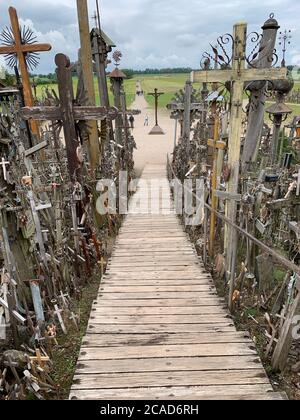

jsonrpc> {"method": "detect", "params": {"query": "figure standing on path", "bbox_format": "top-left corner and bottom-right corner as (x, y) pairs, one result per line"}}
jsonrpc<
(144, 114), (149, 126)
(129, 115), (135, 129)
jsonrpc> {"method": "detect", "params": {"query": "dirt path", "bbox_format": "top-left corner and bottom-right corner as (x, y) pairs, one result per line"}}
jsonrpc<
(130, 95), (175, 176)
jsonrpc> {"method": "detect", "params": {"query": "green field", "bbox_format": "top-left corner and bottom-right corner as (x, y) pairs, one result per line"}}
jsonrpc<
(35, 72), (300, 120)
(35, 73), (192, 109)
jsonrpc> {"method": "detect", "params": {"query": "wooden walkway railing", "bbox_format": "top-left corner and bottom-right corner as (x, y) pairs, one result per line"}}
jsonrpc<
(70, 164), (286, 400)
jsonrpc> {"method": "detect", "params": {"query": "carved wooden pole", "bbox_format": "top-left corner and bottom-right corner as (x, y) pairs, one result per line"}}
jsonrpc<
(183, 81), (192, 161)
(242, 15), (280, 166)
(76, 0), (100, 170)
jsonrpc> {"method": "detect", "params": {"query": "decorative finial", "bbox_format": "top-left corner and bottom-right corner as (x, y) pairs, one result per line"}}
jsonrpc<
(279, 29), (292, 67)
(112, 50), (122, 67)
(269, 13), (275, 19)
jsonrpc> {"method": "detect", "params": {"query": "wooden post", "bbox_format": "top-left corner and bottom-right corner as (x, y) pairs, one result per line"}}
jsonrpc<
(76, 0), (100, 170)
(208, 116), (221, 256)
(224, 22), (247, 274)
(272, 285), (300, 371)
(183, 81), (192, 160)
(242, 15), (280, 165)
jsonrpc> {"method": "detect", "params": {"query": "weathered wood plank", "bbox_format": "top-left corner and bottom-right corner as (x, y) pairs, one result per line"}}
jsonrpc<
(72, 369), (269, 389)
(78, 343), (256, 360)
(86, 324), (236, 334)
(98, 292), (218, 299)
(92, 306), (226, 315)
(89, 314), (231, 324)
(92, 298), (223, 307)
(82, 332), (251, 347)
(70, 386), (283, 400)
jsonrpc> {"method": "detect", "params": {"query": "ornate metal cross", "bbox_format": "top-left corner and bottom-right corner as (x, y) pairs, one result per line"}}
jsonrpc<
(0, 7), (52, 137)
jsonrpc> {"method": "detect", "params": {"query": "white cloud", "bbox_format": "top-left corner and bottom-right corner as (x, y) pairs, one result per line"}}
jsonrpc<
(0, 0), (299, 72)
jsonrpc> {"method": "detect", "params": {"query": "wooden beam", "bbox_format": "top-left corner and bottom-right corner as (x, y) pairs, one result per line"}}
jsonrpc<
(76, 0), (100, 170)
(191, 67), (287, 84)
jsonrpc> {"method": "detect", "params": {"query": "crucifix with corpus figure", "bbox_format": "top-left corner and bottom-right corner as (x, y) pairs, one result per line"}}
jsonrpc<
(148, 88), (165, 135)
(191, 21), (288, 307)
(0, 7), (52, 139)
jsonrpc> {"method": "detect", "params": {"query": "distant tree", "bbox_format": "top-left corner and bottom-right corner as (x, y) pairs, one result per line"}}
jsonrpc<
(122, 69), (134, 79)
(4, 71), (16, 86)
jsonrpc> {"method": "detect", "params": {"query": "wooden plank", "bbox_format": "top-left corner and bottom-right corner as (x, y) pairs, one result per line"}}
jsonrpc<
(92, 298), (223, 307)
(104, 272), (207, 279)
(99, 285), (213, 293)
(86, 324), (236, 334)
(89, 314), (231, 324)
(70, 387), (285, 400)
(78, 343), (256, 360)
(102, 279), (213, 286)
(91, 306), (227, 316)
(98, 292), (218, 299)
(72, 369), (269, 389)
(82, 332), (251, 347)
(75, 355), (260, 374)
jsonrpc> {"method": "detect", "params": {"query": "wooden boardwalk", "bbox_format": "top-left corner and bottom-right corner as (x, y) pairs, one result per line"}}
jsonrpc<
(70, 165), (285, 400)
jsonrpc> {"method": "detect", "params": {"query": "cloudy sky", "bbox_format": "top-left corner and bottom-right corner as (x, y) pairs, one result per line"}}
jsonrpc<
(0, 0), (299, 74)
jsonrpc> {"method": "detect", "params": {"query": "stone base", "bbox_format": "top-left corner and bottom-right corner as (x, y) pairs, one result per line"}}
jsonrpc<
(149, 125), (165, 135)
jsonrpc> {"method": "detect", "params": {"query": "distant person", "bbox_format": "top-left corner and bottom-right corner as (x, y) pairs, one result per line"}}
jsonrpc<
(144, 114), (149, 126)
(129, 115), (135, 129)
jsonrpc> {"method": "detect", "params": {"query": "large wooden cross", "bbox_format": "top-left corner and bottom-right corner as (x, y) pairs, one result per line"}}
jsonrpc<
(148, 88), (165, 135)
(20, 54), (118, 182)
(191, 22), (287, 273)
(0, 7), (52, 138)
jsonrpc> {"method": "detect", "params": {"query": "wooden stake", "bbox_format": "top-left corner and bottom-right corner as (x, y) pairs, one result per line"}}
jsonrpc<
(76, 0), (100, 169)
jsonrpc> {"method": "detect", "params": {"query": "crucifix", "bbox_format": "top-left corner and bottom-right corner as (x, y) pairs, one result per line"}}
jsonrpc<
(167, 82), (203, 158)
(20, 53), (118, 182)
(0, 7), (52, 139)
(148, 88), (165, 135)
(191, 22), (287, 305)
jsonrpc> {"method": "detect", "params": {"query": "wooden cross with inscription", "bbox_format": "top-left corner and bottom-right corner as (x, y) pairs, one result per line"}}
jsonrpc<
(0, 7), (52, 138)
(191, 22), (287, 272)
(21, 54), (118, 182)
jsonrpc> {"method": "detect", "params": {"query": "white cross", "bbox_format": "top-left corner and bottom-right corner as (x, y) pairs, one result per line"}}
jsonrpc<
(0, 157), (10, 181)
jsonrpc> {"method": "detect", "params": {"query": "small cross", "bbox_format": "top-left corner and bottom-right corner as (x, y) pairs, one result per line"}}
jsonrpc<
(69, 312), (79, 330)
(29, 349), (50, 367)
(0, 158), (10, 181)
(53, 304), (67, 335)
